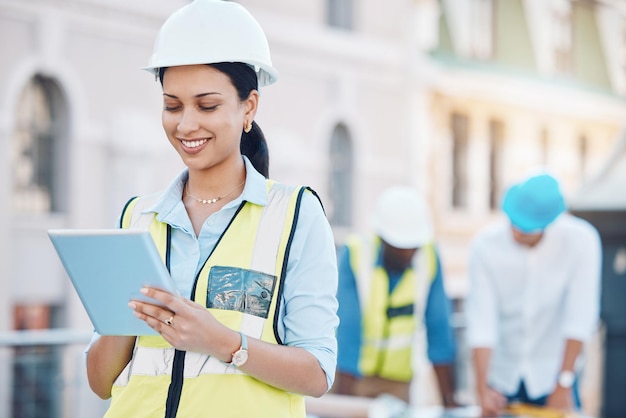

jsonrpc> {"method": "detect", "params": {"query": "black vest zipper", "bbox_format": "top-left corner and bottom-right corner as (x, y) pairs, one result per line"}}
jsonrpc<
(164, 350), (186, 418)
(161, 225), (184, 418)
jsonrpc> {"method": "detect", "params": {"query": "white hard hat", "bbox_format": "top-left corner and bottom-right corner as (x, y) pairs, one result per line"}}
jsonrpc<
(143, 0), (279, 87)
(371, 186), (433, 249)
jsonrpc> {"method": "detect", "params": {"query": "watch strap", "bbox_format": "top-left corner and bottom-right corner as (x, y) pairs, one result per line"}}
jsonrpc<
(226, 331), (248, 367)
(239, 331), (248, 351)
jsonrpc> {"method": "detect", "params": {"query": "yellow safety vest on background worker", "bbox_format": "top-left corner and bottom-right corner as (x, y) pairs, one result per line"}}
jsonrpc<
(105, 180), (307, 418)
(348, 236), (436, 382)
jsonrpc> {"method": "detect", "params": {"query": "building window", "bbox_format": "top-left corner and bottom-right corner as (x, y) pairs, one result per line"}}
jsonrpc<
(451, 113), (469, 209)
(579, 134), (588, 180)
(540, 127), (550, 166)
(328, 123), (353, 227)
(471, 0), (493, 59)
(327, 0), (353, 30)
(623, 20), (626, 85)
(488, 119), (504, 210)
(12, 304), (60, 418)
(11, 75), (69, 214)
(552, 0), (572, 74)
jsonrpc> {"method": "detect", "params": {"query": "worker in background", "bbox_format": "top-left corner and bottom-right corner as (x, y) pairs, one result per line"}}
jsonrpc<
(465, 172), (602, 417)
(332, 186), (458, 407)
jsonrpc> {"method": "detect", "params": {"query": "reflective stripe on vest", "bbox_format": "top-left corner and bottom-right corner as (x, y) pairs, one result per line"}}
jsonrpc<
(348, 236), (437, 382)
(105, 181), (308, 418)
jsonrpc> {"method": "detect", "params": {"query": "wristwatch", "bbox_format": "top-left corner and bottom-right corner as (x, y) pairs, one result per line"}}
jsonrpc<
(558, 370), (575, 389)
(227, 331), (248, 367)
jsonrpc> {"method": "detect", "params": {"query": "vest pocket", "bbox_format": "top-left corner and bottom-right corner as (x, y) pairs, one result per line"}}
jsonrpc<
(206, 266), (276, 319)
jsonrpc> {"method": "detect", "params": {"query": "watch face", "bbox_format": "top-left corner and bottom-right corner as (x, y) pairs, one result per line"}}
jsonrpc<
(232, 349), (248, 367)
(559, 371), (575, 388)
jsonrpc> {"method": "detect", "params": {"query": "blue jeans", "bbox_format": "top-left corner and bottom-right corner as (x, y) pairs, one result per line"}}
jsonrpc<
(506, 380), (581, 410)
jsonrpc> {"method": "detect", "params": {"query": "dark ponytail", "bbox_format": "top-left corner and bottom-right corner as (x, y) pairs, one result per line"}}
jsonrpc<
(209, 62), (270, 178)
(240, 121), (269, 178)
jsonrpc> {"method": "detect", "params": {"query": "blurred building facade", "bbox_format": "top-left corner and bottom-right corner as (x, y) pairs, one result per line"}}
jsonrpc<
(571, 132), (626, 418)
(427, 0), (626, 296)
(1, 0), (625, 417)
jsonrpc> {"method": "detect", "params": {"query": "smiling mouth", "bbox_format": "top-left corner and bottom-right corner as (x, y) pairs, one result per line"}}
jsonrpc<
(181, 138), (209, 148)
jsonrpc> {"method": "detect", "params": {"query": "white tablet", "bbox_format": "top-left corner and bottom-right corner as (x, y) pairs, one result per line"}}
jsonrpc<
(48, 228), (180, 336)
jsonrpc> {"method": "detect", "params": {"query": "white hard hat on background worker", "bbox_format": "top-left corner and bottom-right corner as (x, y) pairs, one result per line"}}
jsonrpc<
(371, 186), (434, 249)
(143, 0), (279, 87)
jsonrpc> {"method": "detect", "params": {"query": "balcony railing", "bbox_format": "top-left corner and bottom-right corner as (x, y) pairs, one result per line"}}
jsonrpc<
(0, 329), (108, 418)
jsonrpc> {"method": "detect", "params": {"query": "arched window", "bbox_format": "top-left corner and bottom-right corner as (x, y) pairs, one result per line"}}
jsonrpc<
(11, 75), (69, 214)
(329, 123), (353, 227)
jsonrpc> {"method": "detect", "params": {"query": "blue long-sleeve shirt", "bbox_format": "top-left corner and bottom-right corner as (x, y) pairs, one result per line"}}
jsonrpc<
(335, 242), (456, 377)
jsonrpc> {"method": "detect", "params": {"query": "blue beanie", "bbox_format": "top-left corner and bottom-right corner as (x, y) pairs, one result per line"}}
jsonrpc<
(502, 173), (566, 233)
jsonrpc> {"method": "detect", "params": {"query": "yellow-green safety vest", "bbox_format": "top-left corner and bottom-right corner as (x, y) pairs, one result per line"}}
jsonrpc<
(105, 180), (309, 418)
(347, 235), (437, 382)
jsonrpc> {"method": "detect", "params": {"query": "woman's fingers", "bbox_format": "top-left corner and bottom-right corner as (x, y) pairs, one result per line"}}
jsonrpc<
(129, 300), (178, 338)
(130, 299), (170, 319)
(129, 301), (177, 337)
(140, 286), (181, 307)
(130, 287), (184, 319)
(129, 288), (220, 350)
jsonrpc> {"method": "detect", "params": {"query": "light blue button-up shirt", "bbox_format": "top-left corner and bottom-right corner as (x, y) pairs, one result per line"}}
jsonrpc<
(87, 156), (339, 389)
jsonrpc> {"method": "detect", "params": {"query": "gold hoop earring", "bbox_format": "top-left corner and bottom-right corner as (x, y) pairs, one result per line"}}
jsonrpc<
(244, 121), (252, 133)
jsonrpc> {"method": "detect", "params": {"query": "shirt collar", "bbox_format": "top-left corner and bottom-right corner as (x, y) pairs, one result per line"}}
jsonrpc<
(141, 155), (268, 222)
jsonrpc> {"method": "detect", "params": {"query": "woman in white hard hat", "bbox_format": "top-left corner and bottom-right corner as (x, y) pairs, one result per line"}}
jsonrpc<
(84, 1), (339, 417)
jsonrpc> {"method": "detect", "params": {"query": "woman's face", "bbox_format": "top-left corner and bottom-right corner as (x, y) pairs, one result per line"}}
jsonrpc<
(161, 64), (257, 172)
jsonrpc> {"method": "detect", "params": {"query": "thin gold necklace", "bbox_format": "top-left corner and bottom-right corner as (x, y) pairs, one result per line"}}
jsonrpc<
(185, 180), (245, 204)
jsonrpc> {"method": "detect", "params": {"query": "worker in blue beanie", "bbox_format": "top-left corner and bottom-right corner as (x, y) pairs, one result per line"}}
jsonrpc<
(502, 173), (566, 234)
(464, 172), (602, 417)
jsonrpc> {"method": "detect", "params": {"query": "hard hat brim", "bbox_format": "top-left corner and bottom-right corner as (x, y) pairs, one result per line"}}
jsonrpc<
(141, 61), (279, 87)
